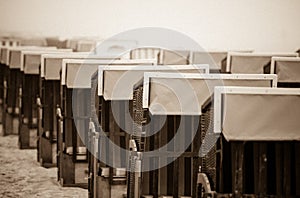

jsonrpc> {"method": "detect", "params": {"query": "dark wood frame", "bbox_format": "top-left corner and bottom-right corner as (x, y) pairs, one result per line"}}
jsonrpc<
(19, 73), (39, 149)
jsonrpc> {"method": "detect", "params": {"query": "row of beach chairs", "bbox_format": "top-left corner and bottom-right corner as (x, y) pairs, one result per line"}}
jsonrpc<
(89, 52), (300, 198)
(0, 37), (300, 198)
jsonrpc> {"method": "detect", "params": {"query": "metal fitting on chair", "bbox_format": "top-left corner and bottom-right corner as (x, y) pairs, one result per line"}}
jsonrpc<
(56, 107), (63, 119)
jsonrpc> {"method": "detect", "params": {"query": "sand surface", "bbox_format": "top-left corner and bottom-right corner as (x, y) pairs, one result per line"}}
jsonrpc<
(0, 128), (88, 198)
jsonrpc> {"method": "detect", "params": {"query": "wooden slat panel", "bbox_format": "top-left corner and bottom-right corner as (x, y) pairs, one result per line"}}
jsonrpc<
(275, 143), (283, 196)
(254, 143), (268, 194)
(295, 143), (300, 196)
(231, 142), (244, 196)
(159, 115), (168, 195)
(283, 143), (291, 197)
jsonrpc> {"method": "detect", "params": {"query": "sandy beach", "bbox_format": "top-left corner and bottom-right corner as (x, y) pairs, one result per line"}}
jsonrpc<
(0, 127), (88, 198)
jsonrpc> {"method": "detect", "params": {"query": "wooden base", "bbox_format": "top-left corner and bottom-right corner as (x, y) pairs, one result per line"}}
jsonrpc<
(39, 136), (57, 168)
(18, 122), (37, 149)
(95, 176), (127, 198)
(0, 104), (3, 124)
(3, 113), (18, 136)
(0, 124), (3, 136)
(60, 180), (88, 189)
(58, 152), (89, 188)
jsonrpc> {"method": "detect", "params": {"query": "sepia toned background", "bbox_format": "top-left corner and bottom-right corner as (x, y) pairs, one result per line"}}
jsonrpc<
(0, 0), (300, 51)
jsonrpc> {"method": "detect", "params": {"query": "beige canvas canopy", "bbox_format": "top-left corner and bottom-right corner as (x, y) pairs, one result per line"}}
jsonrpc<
(0, 47), (10, 65)
(8, 46), (56, 69)
(161, 50), (190, 65)
(271, 57), (300, 83)
(61, 59), (158, 89)
(192, 50), (253, 70)
(227, 52), (298, 74)
(99, 65), (209, 100)
(21, 49), (72, 74)
(144, 73), (277, 115)
(41, 52), (117, 79)
(214, 86), (300, 141)
(192, 51), (227, 70)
